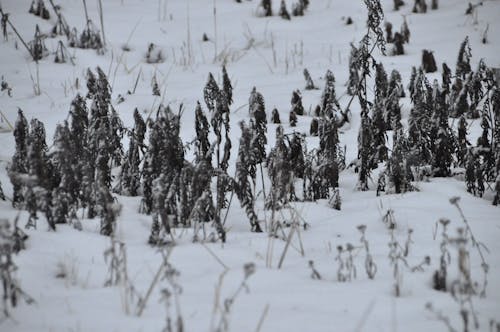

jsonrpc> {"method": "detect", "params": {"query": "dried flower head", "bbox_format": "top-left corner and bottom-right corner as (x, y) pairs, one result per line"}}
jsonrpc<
(439, 218), (450, 227)
(244, 262), (256, 278)
(449, 196), (461, 205)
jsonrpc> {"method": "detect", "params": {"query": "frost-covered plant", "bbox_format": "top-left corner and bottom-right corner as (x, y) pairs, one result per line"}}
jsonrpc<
(0, 218), (35, 318)
(54, 40), (73, 64)
(320, 70), (341, 118)
(258, 0), (272, 17)
(160, 257), (184, 332)
(382, 208), (396, 229)
(433, 218), (451, 291)
(335, 244), (356, 282)
(291, 90), (304, 116)
(289, 110), (297, 127)
(28, 0), (49, 19)
(79, 20), (103, 50)
(308, 260), (321, 280)
(213, 263), (256, 332)
(28, 25), (48, 61)
(449, 228), (480, 331)
(145, 43), (165, 63)
(279, 0), (291, 20)
(388, 229), (408, 297)
(346, 44), (359, 96)
(412, 0), (427, 13)
(1, 76), (12, 97)
(357, 224), (377, 279)
(449, 196), (489, 296)
(271, 108), (280, 124)
(266, 126), (294, 211)
(303, 68), (317, 90)
(235, 121), (262, 233)
(422, 50), (437, 73)
(456, 37), (472, 79)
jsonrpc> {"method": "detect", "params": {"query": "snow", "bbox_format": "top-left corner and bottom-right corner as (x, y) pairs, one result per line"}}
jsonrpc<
(0, 0), (499, 331)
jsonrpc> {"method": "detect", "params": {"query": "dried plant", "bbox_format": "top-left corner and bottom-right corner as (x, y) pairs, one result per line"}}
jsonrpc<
(212, 263), (256, 332)
(0, 218), (35, 319)
(433, 218), (451, 291)
(335, 244), (356, 282)
(160, 256), (184, 332)
(449, 196), (489, 297)
(357, 224), (377, 279)
(388, 229), (408, 297)
(308, 260), (321, 280)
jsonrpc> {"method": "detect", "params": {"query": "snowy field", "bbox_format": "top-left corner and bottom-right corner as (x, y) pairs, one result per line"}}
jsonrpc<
(0, 0), (499, 331)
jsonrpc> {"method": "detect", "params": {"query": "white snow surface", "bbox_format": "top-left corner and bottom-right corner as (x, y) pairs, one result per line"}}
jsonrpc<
(0, 0), (499, 331)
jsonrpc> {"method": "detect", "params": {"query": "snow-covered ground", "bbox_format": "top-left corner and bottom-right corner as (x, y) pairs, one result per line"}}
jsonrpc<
(0, 0), (499, 331)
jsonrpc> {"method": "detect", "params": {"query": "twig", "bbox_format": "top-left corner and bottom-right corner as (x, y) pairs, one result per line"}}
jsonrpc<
(200, 242), (228, 270)
(0, 7), (34, 59)
(255, 303), (270, 332)
(354, 299), (377, 332)
(277, 223), (296, 269)
(135, 249), (172, 316)
(97, 0), (106, 47)
(131, 67), (142, 94)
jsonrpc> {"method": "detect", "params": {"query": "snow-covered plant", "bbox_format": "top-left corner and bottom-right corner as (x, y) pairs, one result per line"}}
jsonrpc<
(346, 44), (359, 96)
(287, 133), (305, 183)
(303, 68), (317, 90)
(160, 257), (184, 332)
(266, 126), (296, 218)
(1, 76), (12, 97)
(152, 73), (160, 96)
(308, 260), (321, 280)
(26, 118), (55, 230)
(382, 208), (396, 229)
(291, 90), (304, 116)
(28, 0), (49, 19)
(258, 0), (272, 17)
(357, 224), (377, 279)
(431, 90), (454, 177)
(8, 110), (29, 208)
(456, 37), (472, 79)
(335, 244), (356, 282)
(356, 111), (375, 191)
(393, 0), (404, 11)
(309, 118), (318, 136)
(449, 196), (489, 296)
(118, 109), (146, 196)
(222, 66), (233, 106)
(412, 0), (427, 13)
(371, 100), (388, 163)
(51, 122), (77, 225)
(235, 121), (262, 233)
(279, 0), (291, 20)
(79, 19), (103, 50)
(422, 49), (437, 73)
(54, 40), (73, 64)
(28, 24), (48, 61)
(456, 115), (469, 167)
(213, 263), (256, 332)
(449, 228), (480, 331)
(388, 228), (408, 297)
(145, 43), (165, 63)
(0, 180), (4, 201)
(0, 218), (35, 318)
(320, 70), (341, 118)
(271, 108), (280, 124)
(289, 110), (297, 127)
(433, 218), (451, 291)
